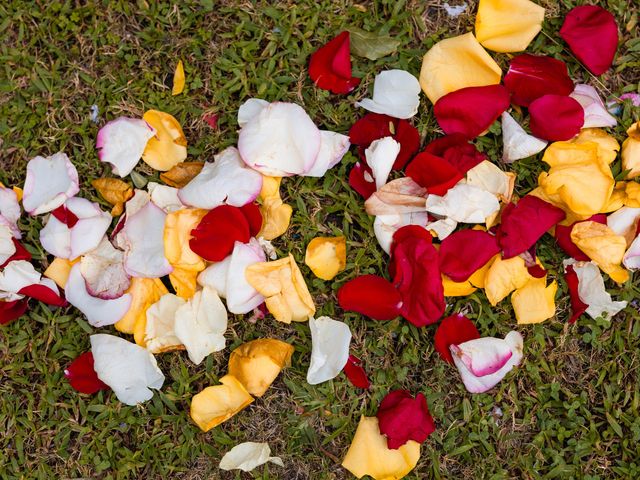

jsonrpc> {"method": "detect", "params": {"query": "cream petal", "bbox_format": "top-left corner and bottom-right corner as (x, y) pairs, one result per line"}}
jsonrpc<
(0, 226), (16, 265)
(304, 131), (350, 177)
(426, 184), (500, 223)
(501, 112), (547, 163)
(572, 261), (627, 319)
(237, 98), (270, 127)
(147, 182), (184, 212)
(178, 147), (263, 209)
(22, 152), (79, 215)
(80, 237), (130, 300)
(365, 177), (428, 216)
(373, 211), (430, 254)
(306, 316), (351, 385)
(90, 333), (165, 405)
(426, 217), (458, 240)
(225, 239), (266, 314)
(465, 160), (515, 199)
(219, 442), (284, 472)
(365, 137), (401, 190)
(570, 84), (617, 129)
(145, 293), (186, 353)
(96, 117), (156, 177)
(355, 70), (421, 119)
(623, 235), (640, 270)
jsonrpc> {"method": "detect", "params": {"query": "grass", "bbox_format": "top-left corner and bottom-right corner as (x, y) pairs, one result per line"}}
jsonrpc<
(1, 0), (639, 478)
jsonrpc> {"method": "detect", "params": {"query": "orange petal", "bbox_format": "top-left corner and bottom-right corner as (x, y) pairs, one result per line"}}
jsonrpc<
(190, 375), (254, 432)
(304, 236), (347, 280)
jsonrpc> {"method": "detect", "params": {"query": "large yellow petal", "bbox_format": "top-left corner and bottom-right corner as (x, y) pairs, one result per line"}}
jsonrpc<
(43, 257), (79, 289)
(571, 128), (620, 165)
(419, 32), (502, 103)
(622, 121), (640, 178)
(169, 267), (199, 300)
(190, 375), (254, 432)
(342, 416), (420, 480)
(475, 0), (545, 53)
(571, 221), (629, 284)
(228, 339), (295, 397)
(304, 236), (346, 281)
(511, 277), (557, 324)
(484, 255), (531, 306)
(142, 110), (187, 171)
(623, 182), (640, 207)
(442, 275), (477, 297)
(115, 277), (168, 342)
(245, 254), (315, 323)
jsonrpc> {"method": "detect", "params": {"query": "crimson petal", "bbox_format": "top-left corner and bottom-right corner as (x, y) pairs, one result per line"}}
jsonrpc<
(554, 214), (607, 261)
(338, 275), (402, 320)
(18, 284), (67, 307)
(0, 239), (31, 269)
(497, 195), (566, 258)
(565, 265), (588, 324)
(189, 205), (251, 261)
(348, 162), (376, 199)
(560, 6), (618, 76)
(343, 354), (370, 389)
(51, 205), (79, 228)
(529, 95), (584, 141)
(434, 85), (510, 139)
(503, 54), (574, 107)
(439, 229), (500, 282)
(425, 134), (487, 174)
(433, 314), (480, 363)
(0, 298), (29, 325)
(240, 202), (263, 237)
(376, 390), (436, 449)
(405, 152), (464, 196)
(64, 351), (110, 394)
(308, 31), (361, 94)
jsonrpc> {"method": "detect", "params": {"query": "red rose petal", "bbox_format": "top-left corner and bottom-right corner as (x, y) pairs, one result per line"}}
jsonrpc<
(18, 284), (67, 307)
(439, 229), (500, 282)
(189, 205), (251, 261)
(520, 246), (547, 278)
(64, 351), (110, 395)
(390, 226), (444, 327)
(425, 134), (487, 174)
(503, 54), (574, 107)
(434, 85), (510, 139)
(528, 94), (584, 141)
(0, 298), (29, 325)
(554, 214), (607, 261)
(377, 390), (436, 449)
(203, 113), (218, 129)
(434, 313), (481, 363)
(348, 162), (376, 199)
(308, 31), (361, 94)
(565, 264), (588, 324)
(497, 195), (566, 258)
(51, 205), (79, 228)
(240, 202), (263, 237)
(343, 354), (370, 389)
(405, 152), (464, 196)
(560, 6), (618, 76)
(337, 274), (402, 320)
(0, 239), (32, 269)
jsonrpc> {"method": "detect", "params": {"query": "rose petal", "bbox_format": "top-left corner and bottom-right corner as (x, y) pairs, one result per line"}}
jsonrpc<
(484, 255), (532, 305)
(337, 275), (402, 320)
(564, 263), (588, 323)
(64, 351), (109, 395)
(607, 207), (640, 245)
(305, 236), (346, 281)
(622, 121), (640, 178)
(306, 316), (352, 385)
(237, 98), (270, 127)
(355, 70), (421, 119)
(96, 117), (156, 177)
(0, 298), (28, 325)
(80, 237), (130, 299)
(475, 0), (545, 52)
(141, 110), (188, 171)
(348, 162), (376, 199)
(623, 234), (640, 270)
(555, 215), (607, 261)
(190, 374), (254, 431)
(257, 176), (292, 240)
(308, 31), (361, 94)
(571, 221), (629, 284)
(219, 442), (284, 472)
(425, 134), (487, 174)
(439, 229), (500, 282)
(304, 130), (350, 177)
(570, 84), (617, 128)
(189, 205), (251, 262)
(377, 390), (435, 449)
(343, 354), (370, 389)
(364, 137), (401, 189)
(572, 261), (627, 319)
(511, 276), (557, 324)
(172, 60), (185, 95)
(144, 293), (186, 353)
(426, 183), (500, 223)
(365, 177), (428, 216)
(529, 95), (584, 141)
(22, 152), (80, 215)
(405, 152), (464, 196)
(0, 260), (64, 305)
(503, 54), (574, 107)
(501, 112), (548, 162)
(147, 182), (184, 213)
(434, 313), (481, 363)
(0, 186), (21, 238)
(373, 212), (430, 254)
(114, 277), (168, 342)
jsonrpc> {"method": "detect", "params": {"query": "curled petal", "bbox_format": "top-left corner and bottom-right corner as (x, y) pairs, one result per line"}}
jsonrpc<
(64, 351), (109, 395)
(337, 275), (402, 320)
(144, 293), (186, 353)
(96, 117), (156, 177)
(529, 95), (584, 141)
(573, 261), (627, 319)
(238, 98), (270, 127)
(307, 316), (352, 385)
(475, 0), (545, 52)
(426, 184), (500, 223)
(355, 70), (421, 119)
(308, 31), (361, 94)
(0, 260), (65, 306)
(22, 152), (79, 215)
(141, 110), (188, 172)
(114, 277), (168, 339)
(503, 54), (574, 107)
(343, 354), (370, 389)
(377, 390), (435, 449)
(434, 314), (480, 363)
(80, 237), (130, 299)
(190, 374), (254, 431)
(305, 236), (346, 281)
(570, 84), (617, 128)
(258, 176), (292, 240)
(501, 112), (547, 163)
(466, 160), (516, 201)
(365, 178), (428, 216)
(219, 442), (283, 472)
(305, 131), (350, 177)
(365, 137), (401, 190)
(564, 263), (588, 323)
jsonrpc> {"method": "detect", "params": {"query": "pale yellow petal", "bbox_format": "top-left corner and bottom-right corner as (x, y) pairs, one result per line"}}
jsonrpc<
(622, 121), (640, 178)
(164, 208), (207, 271)
(476, 0), (545, 53)
(512, 277), (557, 324)
(571, 221), (629, 284)
(484, 255), (531, 306)
(571, 128), (620, 165)
(142, 110), (187, 171)
(43, 257), (79, 289)
(115, 277), (168, 340)
(172, 60), (185, 96)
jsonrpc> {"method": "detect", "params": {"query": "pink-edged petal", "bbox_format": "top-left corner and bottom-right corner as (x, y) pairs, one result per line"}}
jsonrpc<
(0, 260), (65, 305)
(450, 336), (513, 377)
(238, 102), (321, 176)
(119, 201), (173, 278)
(623, 235), (640, 270)
(22, 152), (79, 215)
(451, 331), (524, 393)
(96, 117), (156, 177)
(365, 137), (401, 189)
(66, 263), (132, 327)
(355, 70), (421, 119)
(237, 98), (270, 127)
(501, 112), (547, 163)
(570, 84), (617, 128)
(607, 207), (640, 241)
(80, 237), (130, 299)
(178, 146), (263, 209)
(303, 131), (350, 177)
(0, 187), (22, 238)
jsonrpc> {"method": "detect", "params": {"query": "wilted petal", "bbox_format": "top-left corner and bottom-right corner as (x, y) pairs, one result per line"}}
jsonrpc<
(338, 275), (402, 320)
(96, 117), (156, 177)
(503, 54), (574, 107)
(426, 217), (458, 240)
(80, 237), (130, 299)
(529, 95), (584, 141)
(501, 112), (547, 163)
(144, 293), (186, 353)
(22, 152), (79, 215)
(305, 236), (346, 281)
(511, 276), (557, 324)
(308, 31), (361, 94)
(475, 0), (545, 52)
(570, 84), (617, 128)
(434, 314), (480, 363)
(377, 390), (435, 449)
(573, 261), (627, 319)
(90, 333), (164, 405)
(365, 178), (428, 216)
(219, 442), (284, 472)
(306, 316), (351, 385)
(64, 351), (109, 395)
(426, 183), (500, 223)
(356, 70), (421, 119)
(141, 110), (188, 171)
(190, 374), (254, 431)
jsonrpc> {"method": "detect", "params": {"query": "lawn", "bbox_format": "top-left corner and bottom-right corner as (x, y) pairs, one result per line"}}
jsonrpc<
(1, 0), (640, 479)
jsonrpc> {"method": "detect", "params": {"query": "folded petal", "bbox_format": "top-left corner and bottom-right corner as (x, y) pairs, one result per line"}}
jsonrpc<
(564, 263), (588, 323)
(554, 214), (607, 261)
(306, 316), (351, 385)
(141, 110), (188, 171)
(405, 152), (464, 196)
(22, 152), (80, 215)
(503, 54), (574, 107)
(377, 390), (435, 449)
(64, 351), (109, 395)
(305, 236), (346, 281)
(114, 277), (168, 339)
(434, 313), (481, 363)
(364, 137), (401, 189)
(573, 261), (627, 319)
(425, 134), (487, 174)
(338, 275), (402, 320)
(501, 112), (547, 162)
(419, 32), (502, 104)
(373, 212), (430, 254)
(144, 293), (186, 353)
(343, 354), (370, 389)
(80, 237), (130, 299)
(475, 0), (545, 52)
(570, 84), (617, 128)
(439, 229), (500, 281)
(190, 374), (254, 431)
(622, 121), (640, 179)
(172, 60), (185, 95)
(529, 95), (584, 141)
(426, 183), (500, 223)
(511, 276), (557, 324)
(308, 31), (361, 94)
(257, 176), (292, 240)
(355, 70), (421, 119)
(571, 221), (629, 284)
(219, 442), (284, 472)
(96, 117), (156, 177)
(484, 255), (532, 305)
(305, 131), (350, 177)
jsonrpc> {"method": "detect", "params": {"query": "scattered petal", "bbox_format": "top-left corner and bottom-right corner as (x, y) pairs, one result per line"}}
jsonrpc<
(465, 160), (516, 201)
(258, 176), (293, 241)
(144, 293), (186, 353)
(511, 276), (557, 324)
(529, 95), (584, 141)
(305, 236), (346, 281)
(305, 130), (350, 177)
(80, 237), (130, 299)
(564, 263), (588, 323)
(503, 54), (574, 107)
(219, 442), (284, 472)
(365, 137), (401, 189)
(622, 121), (640, 178)
(570, 84), (617, 128)
(374, 212), (430, 254)
(439, 229), (500, 281)
(405, 152), (464, 196)
(160, 162), (204, 188)
(573, 261), (627, 319)
(377, 390), (435, 449)
(426, 183), (500, 223)
(22, 152), (80, 215)
(348, 27), (401, 61)
(64, 351), (109, 395)
(343, 354), (370, 389)
(172, 60), (185, 95)
(307, 316), (351, 385)
(92, 177), (133, 216)
(571, 221), (629, 284)
(190, 374), (254, 432)
(114, 277), (168, 341)
(189, 205), (255, 262)
(308, 31), (361, 94)
(475, 0), (545, 52)
(501, 112), (547, 162)
(338, 275), (402, 320)
(141, 110), (188, 171)
(434, 314), (481, 363)
(96, 118), (156, 177)
(355, 70), (421, 119)
(484, 255), (532, 305)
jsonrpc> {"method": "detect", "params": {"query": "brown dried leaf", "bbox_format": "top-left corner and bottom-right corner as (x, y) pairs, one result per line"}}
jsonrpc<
(160, 161), (204, 188)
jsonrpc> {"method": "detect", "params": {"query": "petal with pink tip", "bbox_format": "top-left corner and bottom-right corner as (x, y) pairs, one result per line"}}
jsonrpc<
(96, 117), (156, 177)
(304, 131), (350, 177)
(178, 147), (263, 209)
(80, 237), (131, 300)
(623, 235), (640, 270)
(450, 337), (513, 377)
(0, 187), (21, 238)
(66, 263), (132, 327)
(237, 98), (269, 127)
(22, 152), (79, 215)
(570, 84), (617, 129)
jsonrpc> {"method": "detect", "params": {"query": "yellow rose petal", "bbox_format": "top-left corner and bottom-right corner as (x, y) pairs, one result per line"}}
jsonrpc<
(245, 254), (315, 323)
(571, 128), (620, 165)
(43, 257), (79, 289)
(142, 110), (187, 171)
(419, 32), (502, 104)
(484, 255), (531, 306)
(571, 221), (629, 284)
(258, 176), (292, 240)
(622, 121), (640, 178)
(115, 277), (168, 343)
(164, 208), (207, 271)
(228, 339), (295, 397)
(442, 275), (477, 296)
(475, 0), (545, 53)
(169, 267), (199, 300)
(511, 277), (557, 324)
(304, 236), (346, 281)
(172, 60), (185, 96)
(190, 375), (254, 432)
(342, 416), (420, 480)
(624, 182), (640, 207)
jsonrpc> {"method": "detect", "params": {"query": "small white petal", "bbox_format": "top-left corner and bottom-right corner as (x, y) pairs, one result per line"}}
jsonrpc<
(355, 70), (421, 119)
(365, 137), (401, 189)
(96, 117), (156, 177)
(573, 261), (627, 319)
(570, 84), (617, 129)
(80, 237), (130, 300)
(22, 152), (80, 215)
(501, 112), (547, 163)
(145, 293), (186, 353)
(306, 316), (351, 385)
(304, 131), (350, 177)
(90, 333), (165, 405)
(148, 182), (184, 212)
(237, 98), (270, 127)
(373, 212), (430, 255)
(219, 442), (284, 472)
(0, 187), (21, 238)
(426, 184), (499, 223)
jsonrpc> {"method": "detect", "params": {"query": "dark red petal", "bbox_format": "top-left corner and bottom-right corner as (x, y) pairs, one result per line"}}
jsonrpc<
(240, 202), (263, 237)
(348, 162), (376, 199)
(337, 275), (402, 320)
(392, 120), (421, 169)
(425, 135), (487, 174)
(560, 6), (618, 76)
(390, 226), (444, 327)
(0, 239), (32, 269)
(189, 205), (250, 261)
(343, 354), (370, 389)
(497, 195), (566, 258)
(554, 214), (607, 261)
(528, 95), (584, 141)
(0, 298), (29, 325)
(405, 152), (464, 196)
(565, 265), (588, 324)
(377, 390), (436, 449)
(439, 229), (500, 282)
(434, 85), (510, 139)
(434, 313), (481, 363)
(64, 352), (110, 395)
(203, 113), (218, 130)
(520, 246), (547, 278)
(51, 205), (79, 228)
(503, 54), (575, 107)
(18, 284), (67, 307)
(308, 31), (361, 94)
